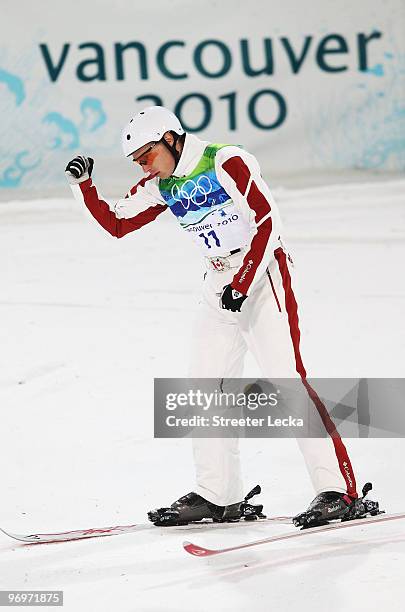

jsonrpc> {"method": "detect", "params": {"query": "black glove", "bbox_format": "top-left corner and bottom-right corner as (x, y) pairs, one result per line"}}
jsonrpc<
(65, 156), (94, 184)
(220, 284), (247, 312)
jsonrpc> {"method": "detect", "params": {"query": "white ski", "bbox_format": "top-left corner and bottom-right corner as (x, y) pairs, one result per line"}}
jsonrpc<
(183, 512), (405, 557)
(0, 515), (292, 545)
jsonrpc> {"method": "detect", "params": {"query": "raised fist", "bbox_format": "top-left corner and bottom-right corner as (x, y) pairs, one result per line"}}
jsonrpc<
(65, 156), (94, 184)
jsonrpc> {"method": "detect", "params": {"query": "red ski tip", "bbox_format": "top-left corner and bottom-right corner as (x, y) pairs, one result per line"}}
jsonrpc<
(183, 541), (218, 557)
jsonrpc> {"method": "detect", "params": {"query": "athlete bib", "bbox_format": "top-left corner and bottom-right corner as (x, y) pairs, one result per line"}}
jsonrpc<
(158, 144), (250, 256)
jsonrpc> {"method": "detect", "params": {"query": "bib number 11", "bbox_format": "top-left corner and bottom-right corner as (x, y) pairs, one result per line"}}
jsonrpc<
(199, 230), (221, 249)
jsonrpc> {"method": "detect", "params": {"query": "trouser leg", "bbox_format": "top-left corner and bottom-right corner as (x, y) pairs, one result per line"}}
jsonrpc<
(239, 251), (358, 497)
(188, 274), (248, 506)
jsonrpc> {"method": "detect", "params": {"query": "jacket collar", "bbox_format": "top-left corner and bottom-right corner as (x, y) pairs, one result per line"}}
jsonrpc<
(172, 133), (209, 178)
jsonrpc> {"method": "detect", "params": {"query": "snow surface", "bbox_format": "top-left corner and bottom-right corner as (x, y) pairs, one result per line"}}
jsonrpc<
(1, 178), (405, 611)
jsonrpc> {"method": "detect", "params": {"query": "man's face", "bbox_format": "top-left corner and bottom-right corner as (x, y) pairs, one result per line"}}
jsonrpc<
(131, 132), (177, 179)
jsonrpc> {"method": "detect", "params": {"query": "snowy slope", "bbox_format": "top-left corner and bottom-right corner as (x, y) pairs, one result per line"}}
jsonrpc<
(1, 179), (405, 611)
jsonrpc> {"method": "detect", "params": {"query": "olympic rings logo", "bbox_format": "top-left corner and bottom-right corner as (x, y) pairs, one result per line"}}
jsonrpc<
(171, 175), (213, 209)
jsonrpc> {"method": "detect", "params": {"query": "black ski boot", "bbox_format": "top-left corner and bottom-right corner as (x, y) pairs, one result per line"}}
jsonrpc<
(148, 485), (266, 526)
(293, 482), (383, 529)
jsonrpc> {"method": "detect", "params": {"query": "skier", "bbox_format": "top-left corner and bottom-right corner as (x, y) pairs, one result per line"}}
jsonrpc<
(65, 106), (374, 528)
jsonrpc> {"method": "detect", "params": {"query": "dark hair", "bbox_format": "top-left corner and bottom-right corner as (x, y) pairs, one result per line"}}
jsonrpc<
(170, 131), (186, 147)
(161, 131), (186, 168)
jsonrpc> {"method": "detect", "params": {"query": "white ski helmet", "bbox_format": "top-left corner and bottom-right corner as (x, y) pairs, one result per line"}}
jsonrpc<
(121, 106), (184, 158)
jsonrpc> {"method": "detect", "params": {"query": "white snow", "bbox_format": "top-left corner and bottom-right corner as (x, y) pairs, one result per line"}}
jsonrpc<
(1, 178), (405, 611)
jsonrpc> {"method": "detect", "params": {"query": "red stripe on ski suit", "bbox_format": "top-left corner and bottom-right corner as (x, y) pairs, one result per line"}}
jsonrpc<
(79, 176), (167, 238)
(126, 174), (154, 198)
(222, 156), (272, 295)
(274, 247), (358, 498)
(222, 155), (251, 195)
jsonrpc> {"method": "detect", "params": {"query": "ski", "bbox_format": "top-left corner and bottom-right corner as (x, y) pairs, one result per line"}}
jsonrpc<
(183, 511), (405, 557)
(0, 515), (292, 545)
(0, 523), (145, 544)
